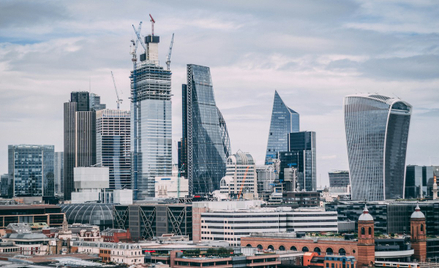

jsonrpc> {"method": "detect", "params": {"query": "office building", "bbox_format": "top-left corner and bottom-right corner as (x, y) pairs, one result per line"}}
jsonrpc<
(180, 64), (232, 196)
(155, 176), (189, 199)
(220, 151), (257, 199)
(64, 91), (101, 200)
(130, 30), (172, 200)
(256, 165), (276, 198)
(278, 151), (300, 191)
(193, 201), (337, 246)
(71, 167), (109, 203)
(89, 93), (106, 111)
(405, 165), (438, 199)
(288, 131), (317, 191)
(0, 205), (64, 229)
(113, 203), (192, 241)
(344, 94), (412, 201)
(1, 174), (13, 198)
(96, 109), (131, 190)
(329, 170), (350, 188)
(265, 91), (299, 165)
(8, 144), (55, 197)
(54, 152), (64, 196)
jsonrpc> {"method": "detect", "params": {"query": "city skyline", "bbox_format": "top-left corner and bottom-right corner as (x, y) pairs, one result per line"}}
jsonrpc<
(1, 1), (439, 187)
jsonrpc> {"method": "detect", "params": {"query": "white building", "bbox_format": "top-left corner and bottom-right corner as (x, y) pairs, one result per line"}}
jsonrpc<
(155, 176), (188, 198)
(194, 201), (337, 246)
(220, 151), (257, 200)
(73, 241), (143, 265)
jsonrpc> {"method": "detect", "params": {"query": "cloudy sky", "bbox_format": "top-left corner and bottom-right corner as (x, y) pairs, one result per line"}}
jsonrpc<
(1, 0), (438, 187)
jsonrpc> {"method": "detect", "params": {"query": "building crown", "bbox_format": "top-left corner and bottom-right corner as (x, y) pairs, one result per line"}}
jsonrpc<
(410, 203), (425, 219)
(358, 204), (374, 221)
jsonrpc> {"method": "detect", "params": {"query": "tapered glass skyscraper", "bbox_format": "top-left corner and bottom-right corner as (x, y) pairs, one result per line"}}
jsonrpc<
(344, 94), (411, 201)
(265, 91), (299, 165)
(180, 64), (231, 195)
(130, 31), (172, 199)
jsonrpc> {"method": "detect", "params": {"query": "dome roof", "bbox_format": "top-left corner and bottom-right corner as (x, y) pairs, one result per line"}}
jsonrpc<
(60, 203), (114, 230)
(358, 205), (374, 221)
(410, 204), (425, 219)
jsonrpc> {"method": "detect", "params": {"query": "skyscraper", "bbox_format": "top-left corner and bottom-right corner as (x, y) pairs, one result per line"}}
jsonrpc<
(64, 91), (100, 200)
(344, 94), (411, 201)
(96, 109), (131, 190)
(265, 91), (299, 165)
(54, 152), (64, 196)
(130, 30), (172, 199)
(90, 93), (106, 111)
(180, 64), (232, 196)
(287, 131), (317, 191)
(328, 170), (350, 188)
(8, 144), (54, 197)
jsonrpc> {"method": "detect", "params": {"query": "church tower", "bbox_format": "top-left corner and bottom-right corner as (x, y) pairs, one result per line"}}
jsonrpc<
(357, 205), (375, 267)
(410, 204), (426, 262)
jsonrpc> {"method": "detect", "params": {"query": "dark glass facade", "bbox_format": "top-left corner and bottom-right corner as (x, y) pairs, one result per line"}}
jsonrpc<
(96, 109), (131, 190)
(181, 64), (231, 195)
(328, 170), (350, 188)
(64, 91), (99, 200)
(344, 94), (411, 201)
(265, 91), (299, 165)
(287, 131), (316, 191)
(130, 62), (172, 199)
(8, 144), (54, 197)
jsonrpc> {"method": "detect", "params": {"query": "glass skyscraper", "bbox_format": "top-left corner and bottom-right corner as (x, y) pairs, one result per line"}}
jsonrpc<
(287, 131), (317, 191)
(180, 64), (231, 195)
(96, 109), (131, 190)
(265, 91), (299, 165)
(8, 144), (55, 197)
(130, 33), (172, 199)
(344, 94), (412, 201)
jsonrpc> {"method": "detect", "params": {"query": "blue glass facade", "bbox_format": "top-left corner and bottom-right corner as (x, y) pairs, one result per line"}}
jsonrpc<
(344, 94), (411, 201)
(131, 63), (172, 199)
(181, 64), (231, 195)
(8, 144), (55, 197)
(265, 91), (299, 165)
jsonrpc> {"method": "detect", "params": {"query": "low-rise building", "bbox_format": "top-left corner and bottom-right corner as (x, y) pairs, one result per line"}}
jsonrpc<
(0, 205), (64, 230)
(73, 241), (143, 265)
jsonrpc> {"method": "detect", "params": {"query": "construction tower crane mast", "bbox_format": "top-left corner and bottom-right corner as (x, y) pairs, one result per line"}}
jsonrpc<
(132, 23), (146, 53)
(166, 33), (175, 70)
(111, 71), (123, 110)
(149, 14), (155, 36)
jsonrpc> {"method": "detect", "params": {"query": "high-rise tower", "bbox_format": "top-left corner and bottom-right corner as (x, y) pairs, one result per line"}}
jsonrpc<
(96, 109), (131, 190)
(344, 94), (411, 201)
(130, 26), (172, 199)
(288, 131), (316, 191)
(180, 64), (231, 196)
(265, 91), (299, 165)
(64, 91), (100, 200)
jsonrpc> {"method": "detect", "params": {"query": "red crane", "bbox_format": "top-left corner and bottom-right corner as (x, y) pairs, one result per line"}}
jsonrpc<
(149, 14), (155, 36)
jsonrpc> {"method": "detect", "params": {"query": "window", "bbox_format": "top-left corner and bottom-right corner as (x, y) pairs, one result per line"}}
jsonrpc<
(361, 227), (365, 235)
(368, 227), (372, 235)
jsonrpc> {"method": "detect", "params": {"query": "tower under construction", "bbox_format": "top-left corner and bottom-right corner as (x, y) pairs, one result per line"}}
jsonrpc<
(130, 17), (173, 199)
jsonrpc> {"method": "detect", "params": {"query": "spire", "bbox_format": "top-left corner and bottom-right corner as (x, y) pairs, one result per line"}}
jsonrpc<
(411, 203), (425, 219)
(358, 203), (373, 221)
(62, 214), (68, 233)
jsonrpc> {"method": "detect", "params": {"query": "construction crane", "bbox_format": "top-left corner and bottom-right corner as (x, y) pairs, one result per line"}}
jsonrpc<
(166, 33), (175, 71)
(237, 166), (250, 200)
(111, 71), (123, 110)
(149, 14), (155, 36)
(132, 23), (146, 53)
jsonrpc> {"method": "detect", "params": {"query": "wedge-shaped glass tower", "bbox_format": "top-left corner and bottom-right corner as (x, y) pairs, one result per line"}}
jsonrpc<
(265, 91), (299, 165)
(344, 94), (411, 201)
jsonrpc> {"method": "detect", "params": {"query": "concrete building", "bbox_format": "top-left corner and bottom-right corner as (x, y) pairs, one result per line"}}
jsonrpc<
(71, 167), (109, 204)
(220, 151), (258, 200)
(54, 152), (64, 196)
(73, 241), (143, 265)
(192, 201), (337, 246)
(155, 176), (188, 198)
(329, 170), (350, 188)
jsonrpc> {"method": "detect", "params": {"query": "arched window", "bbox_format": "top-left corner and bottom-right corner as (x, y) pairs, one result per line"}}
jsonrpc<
(361, 227), (365, 235)
(302, 247), (309, 252)
(314, 247), (321, 255)
(339, 248), (346, 255)
(326, 248), (333, 255)
(421, 224), (424, 232)
(268, 245), (274, 251)
(368, 227), (372, 235)
(279, 245), (285, 251)
(290, 246), (297, 251)
(246, 244), (252, 248)
(257, 245), (263, 250)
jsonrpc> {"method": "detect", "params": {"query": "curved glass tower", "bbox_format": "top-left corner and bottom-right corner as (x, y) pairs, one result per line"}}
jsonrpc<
(181, 64), (232, 196)
(265, 91), (299, 165)
(344, 94), (411, 201)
